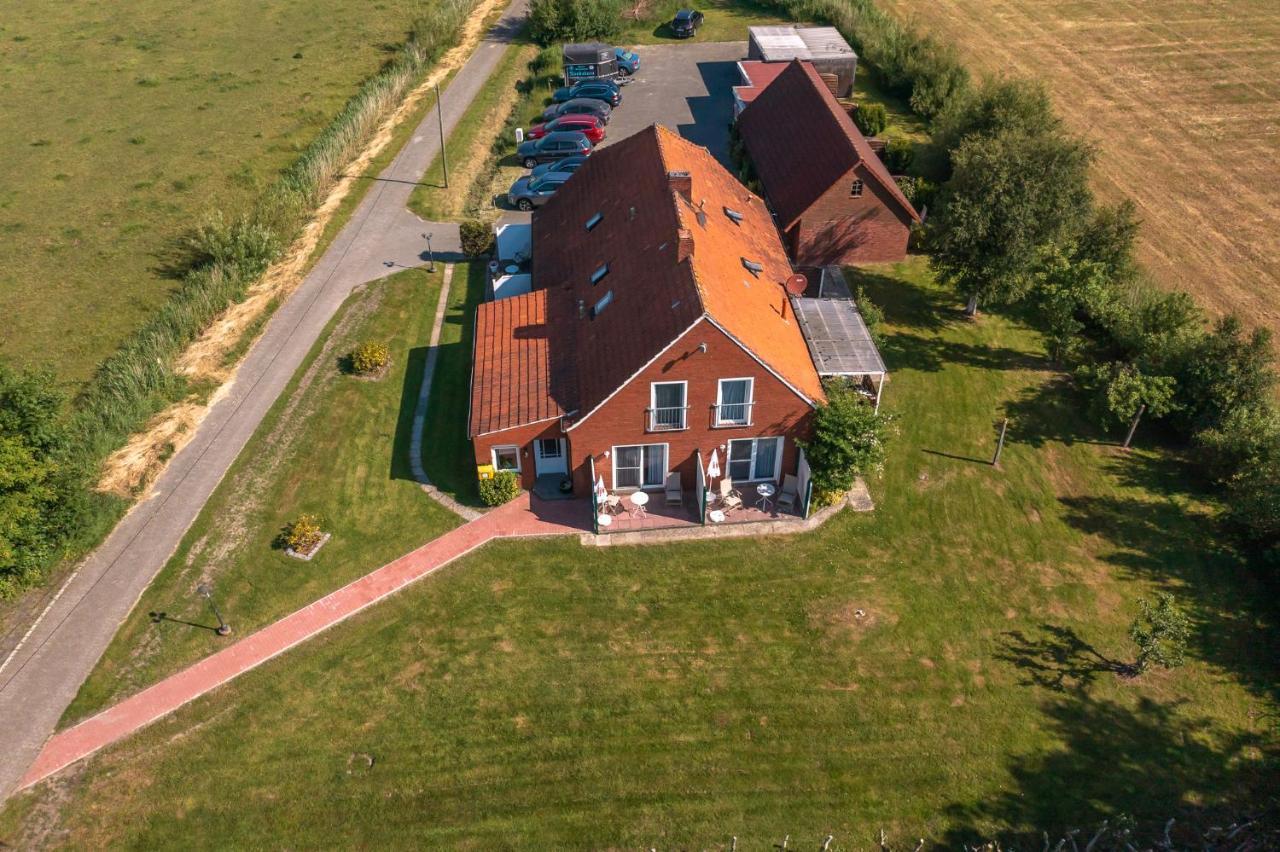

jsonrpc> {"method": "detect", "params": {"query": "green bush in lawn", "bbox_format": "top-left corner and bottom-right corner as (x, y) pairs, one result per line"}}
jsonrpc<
(350, 342), (391, 375)
(853, 102), (887, 137)
(798, 379), (892, 497)
(528, 0), (623, 45)
(882, 135), (915, 173)
(282, 513), (325, 554)
(459, 220), (495, 258)
(1128, 593), (1191, 674)
(478, 471), (520, 507)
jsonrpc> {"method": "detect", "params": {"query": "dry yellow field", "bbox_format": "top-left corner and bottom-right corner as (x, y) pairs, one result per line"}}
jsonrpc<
(881, 0), (1280, 333)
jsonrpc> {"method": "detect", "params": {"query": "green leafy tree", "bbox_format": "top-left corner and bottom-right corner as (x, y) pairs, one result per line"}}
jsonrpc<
(528, 0), (623, 44)
(1192, 404), (1280, 485)
(1128, 593), (1191, 674)
(798, 380), (892, 498)
(1174, 316), (1276, 434)
(929, 128), (1094, 315)
(459, 220), (495, 258)
(1226, 456), (1280, 551)
(1075, 361), (1176, 445)
(934, 77), (1059, 170)
(1075, 200), (1141, 281)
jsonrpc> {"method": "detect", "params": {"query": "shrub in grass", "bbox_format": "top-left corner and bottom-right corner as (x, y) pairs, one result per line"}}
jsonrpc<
(528, 0), (623, 44)
(282, 514), (325, 554)
(478, 471), (520, 507)
(459, 220), (495, 258)
(1128, 593), (1190, 674)
(350, 341), (391, 375)
(853, 102), (887, 137)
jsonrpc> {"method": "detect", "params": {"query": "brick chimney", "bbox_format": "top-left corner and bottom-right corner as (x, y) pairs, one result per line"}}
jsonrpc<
(666, 170), (692, 202)
(677, 227), (694, 263)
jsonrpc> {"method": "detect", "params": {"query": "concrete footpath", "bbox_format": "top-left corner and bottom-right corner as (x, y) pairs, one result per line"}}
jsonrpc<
(0, 0), (528, 801)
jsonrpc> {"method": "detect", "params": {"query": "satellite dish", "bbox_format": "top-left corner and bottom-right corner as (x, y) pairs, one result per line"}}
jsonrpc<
(784, 273), (808, 296)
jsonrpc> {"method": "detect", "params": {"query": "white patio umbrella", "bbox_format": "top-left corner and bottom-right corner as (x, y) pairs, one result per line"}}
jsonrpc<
(706, 449), (721, 493)
(594, 474), (607, 504)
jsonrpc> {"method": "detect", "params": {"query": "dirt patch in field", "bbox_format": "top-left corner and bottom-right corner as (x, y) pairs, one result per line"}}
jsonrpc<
(93, 0), (498, 496)
(808, 596), (899, 646)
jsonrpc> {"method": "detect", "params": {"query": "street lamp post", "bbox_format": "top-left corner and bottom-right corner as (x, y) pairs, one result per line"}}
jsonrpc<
(196, 582), (232, 637)
(424, 232), (436, 272)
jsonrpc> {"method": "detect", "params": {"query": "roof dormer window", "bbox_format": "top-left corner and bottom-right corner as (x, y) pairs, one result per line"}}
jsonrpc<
(741, 258), (763, 277)
(586, 212), (603, 231)
(592, 290), (613, 317)
(591, 263), (610, 285)
(724, 207), (744, 224)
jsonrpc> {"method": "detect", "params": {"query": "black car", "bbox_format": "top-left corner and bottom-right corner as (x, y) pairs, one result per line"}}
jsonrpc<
(671, 9), (704, 38)
(542, 97), (612, 124)
(550, 80), (622, 107)
(516, 131), (593, 169)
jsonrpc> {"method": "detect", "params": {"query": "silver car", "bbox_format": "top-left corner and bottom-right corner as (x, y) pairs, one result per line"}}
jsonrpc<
(508, 171), (573, 211)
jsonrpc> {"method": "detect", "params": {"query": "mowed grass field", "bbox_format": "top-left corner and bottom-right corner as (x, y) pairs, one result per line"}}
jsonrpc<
(878, 0), (1280, 336)
(0, 0), (442, 388)
(3, 261), (1275, 848)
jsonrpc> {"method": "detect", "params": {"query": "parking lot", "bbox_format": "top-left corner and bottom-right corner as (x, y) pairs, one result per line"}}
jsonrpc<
(601, 41), (742, 165)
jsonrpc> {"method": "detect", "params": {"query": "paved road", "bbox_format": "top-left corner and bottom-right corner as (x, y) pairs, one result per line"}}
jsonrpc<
(0, 0), (528, 801)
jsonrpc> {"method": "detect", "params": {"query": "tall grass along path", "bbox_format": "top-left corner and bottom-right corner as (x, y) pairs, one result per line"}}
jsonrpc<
(0, 0), (530, 802)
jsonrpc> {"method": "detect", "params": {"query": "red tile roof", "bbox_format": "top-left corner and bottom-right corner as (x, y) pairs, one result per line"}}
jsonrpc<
(471, 124), (825, 437)
(737, 60), (920, 230)
(468, 288), (576, 436)
(732, 60), (790, 109)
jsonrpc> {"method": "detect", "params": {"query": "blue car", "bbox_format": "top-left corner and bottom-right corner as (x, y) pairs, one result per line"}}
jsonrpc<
(531, 155), (588, 178)
(551, 80), (622, 107)
(615, 47), (640, 76)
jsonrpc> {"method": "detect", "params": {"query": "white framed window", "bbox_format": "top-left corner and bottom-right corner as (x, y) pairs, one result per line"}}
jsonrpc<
(536, 438), (562, 459)
(491, 445), (521, 473)
(649, 381), (687, 431)
(727, 436), (782, 483)
(715, 377), (754, 426)
(850, 179), (864, 197)
(612, 443), (667, 489)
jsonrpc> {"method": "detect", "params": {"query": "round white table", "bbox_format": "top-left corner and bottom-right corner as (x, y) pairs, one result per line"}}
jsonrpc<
(628, 490), (650, 519)
(596, 513), (613, 530)
(755, 482), (776, 512)
(708, 509), (726, 524)
(505, 264), (520, 274)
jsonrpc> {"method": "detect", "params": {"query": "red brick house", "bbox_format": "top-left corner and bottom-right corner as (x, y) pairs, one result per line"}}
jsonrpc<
(737, 59), (920, 266)
(468, 125), (829, 497)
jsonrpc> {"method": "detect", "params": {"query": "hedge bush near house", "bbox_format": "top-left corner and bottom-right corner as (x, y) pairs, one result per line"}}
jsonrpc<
(853, 102), (887, 137)
(478, 471), (520, 507)
(350, 341), (391, 376)
(459, 220), (495, 258)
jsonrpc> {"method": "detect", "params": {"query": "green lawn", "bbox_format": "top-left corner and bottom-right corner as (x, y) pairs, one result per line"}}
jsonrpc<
(620, 0), (793, 44)
(59, 266), (463, 725)
(6, 259), (1275, 848)
(0, 0), (445, 389)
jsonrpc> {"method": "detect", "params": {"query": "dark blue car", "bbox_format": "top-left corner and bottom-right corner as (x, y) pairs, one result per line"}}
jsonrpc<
(615, 47), (640, 75)
(551, 80), (622, 107)
(531, 155), (588, 178)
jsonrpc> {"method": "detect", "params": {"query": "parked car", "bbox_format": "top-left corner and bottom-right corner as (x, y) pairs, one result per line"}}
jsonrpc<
(516, 131), (593, 169)
(531, 155), (587, 178)
(550, 80), (622, 107)
(615, 47), (640, 75)
(541, 97), (612, 124)
(508, 172), (573, 211)
(670, 8), (704, 37)
(528, 114), (605, 144)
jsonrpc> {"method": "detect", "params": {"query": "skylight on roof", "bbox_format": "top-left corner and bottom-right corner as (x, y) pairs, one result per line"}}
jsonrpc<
(586, 212), (603, 231)
(724, 207), (744, 224)
(592, 290), (613, 317)
(742, 258), (764, 277)
(591, 263), (610, 285)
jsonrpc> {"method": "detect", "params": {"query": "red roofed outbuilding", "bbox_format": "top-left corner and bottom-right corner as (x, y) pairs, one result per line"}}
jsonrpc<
(737, 59), (920, 266)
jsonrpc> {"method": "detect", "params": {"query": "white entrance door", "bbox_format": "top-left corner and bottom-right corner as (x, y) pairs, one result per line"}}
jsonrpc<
(534, 438), (567, 476)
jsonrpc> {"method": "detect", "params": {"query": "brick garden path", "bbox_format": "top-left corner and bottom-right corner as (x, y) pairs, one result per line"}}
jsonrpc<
(18, 493), (586, 791)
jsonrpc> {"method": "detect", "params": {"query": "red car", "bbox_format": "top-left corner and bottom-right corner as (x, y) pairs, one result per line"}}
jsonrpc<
(527, 114), (605, 144)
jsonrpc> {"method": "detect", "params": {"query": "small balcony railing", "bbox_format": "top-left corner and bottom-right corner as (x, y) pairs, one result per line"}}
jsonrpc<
(647, 406), (688, 431)
(713, 400), (754, 427)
